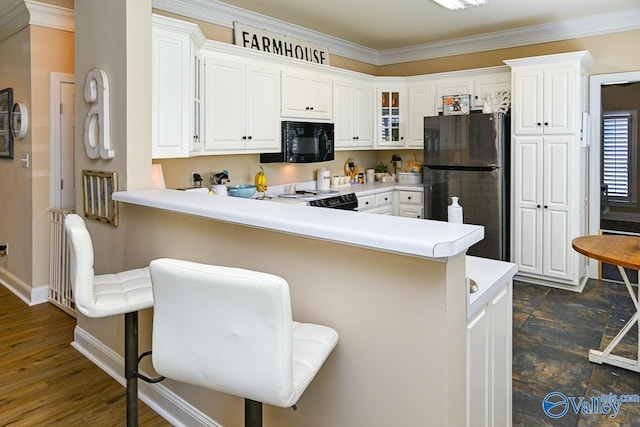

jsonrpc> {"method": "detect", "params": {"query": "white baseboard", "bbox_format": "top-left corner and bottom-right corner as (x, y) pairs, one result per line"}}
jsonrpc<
(31, 284), (49, 305)
(72, 326), (221, 427)
(0, 267), (49, 306)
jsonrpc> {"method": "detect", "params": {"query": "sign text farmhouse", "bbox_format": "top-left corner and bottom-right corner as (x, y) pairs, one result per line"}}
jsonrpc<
(234, 22), (330, 65)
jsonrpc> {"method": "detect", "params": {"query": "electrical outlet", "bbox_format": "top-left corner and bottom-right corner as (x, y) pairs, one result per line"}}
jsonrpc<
(191, 171), (203, 187)
(0, 243), (8, 257)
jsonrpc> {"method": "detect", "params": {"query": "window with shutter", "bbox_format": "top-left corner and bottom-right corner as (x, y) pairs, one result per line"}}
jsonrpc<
(602, 110), (637, 206)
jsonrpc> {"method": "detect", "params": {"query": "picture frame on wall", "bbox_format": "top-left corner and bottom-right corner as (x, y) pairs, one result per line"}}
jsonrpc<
(0, 87), (14, 159)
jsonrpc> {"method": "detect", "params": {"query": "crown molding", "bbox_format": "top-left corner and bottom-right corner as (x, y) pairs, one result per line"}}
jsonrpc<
(0, 1), (74, 43)
(153, 0), (640, 66)
(152, 0), (379, 64)
(379, 7), (640, 65)
(0, 1), (30, 42)
(25, 1), (74, 33)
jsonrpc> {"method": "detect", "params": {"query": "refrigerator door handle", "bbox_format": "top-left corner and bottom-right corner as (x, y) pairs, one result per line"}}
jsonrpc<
(424, 164), (500, 172)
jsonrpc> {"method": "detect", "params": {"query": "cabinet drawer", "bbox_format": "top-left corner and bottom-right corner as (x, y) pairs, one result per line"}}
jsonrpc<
(358, 194), (375, 210)
(375, 192), (393, 206)
(398, 191), (423, 205)
(368, 205), (393, 215)
(398, 206), (423, 219)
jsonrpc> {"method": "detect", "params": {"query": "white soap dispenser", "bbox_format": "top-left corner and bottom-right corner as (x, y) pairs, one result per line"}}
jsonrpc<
(448, 196), (463, 224)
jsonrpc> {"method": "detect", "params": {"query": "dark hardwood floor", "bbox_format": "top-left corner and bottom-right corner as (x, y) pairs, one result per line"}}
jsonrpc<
(0, 285), (169, 426)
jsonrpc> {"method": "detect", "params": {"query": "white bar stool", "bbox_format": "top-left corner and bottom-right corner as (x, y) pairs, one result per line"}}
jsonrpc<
(149, 258), (339, 427)
(64, 214), (162, 426)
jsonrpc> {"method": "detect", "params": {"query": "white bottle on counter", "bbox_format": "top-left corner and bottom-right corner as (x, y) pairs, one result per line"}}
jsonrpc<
(448, 196), (463, 224)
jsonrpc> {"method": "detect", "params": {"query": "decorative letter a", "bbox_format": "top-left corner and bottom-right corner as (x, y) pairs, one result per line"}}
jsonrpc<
(83, 68), (114, 159)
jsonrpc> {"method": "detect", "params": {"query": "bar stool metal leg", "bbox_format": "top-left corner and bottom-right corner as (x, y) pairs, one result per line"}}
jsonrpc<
(245, 399), (262, 427)
(125, 312), (139, 427)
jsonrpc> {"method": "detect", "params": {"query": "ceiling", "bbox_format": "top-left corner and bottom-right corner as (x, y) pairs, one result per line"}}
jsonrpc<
(215, 0), (640, 51)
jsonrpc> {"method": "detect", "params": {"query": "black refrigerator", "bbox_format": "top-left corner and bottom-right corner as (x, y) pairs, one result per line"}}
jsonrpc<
(423, 112), (509, 261)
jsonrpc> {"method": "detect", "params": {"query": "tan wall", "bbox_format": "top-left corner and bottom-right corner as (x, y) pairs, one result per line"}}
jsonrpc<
(74, 0), (152, 342)
(116, 204), (466, 427)
(0, 28), (32, 286)
(0, 24), (73, 292)
(30, 26), (74, 286)
(378, 30), (640, 76)
(38, 0), (74, 9)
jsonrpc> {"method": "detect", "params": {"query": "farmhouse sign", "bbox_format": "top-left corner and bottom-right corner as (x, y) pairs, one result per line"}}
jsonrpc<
(234, 22), (330, 65)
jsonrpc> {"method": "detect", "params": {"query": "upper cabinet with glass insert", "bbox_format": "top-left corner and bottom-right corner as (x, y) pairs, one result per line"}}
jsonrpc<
(376, 85), (406, 148)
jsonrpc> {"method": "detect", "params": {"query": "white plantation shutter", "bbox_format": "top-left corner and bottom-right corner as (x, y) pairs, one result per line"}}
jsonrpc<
(602, 111), (637, 204)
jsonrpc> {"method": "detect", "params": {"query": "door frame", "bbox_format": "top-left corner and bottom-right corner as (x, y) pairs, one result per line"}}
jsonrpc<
(49, 72), (75, 209)
(588, 71), (640, 278)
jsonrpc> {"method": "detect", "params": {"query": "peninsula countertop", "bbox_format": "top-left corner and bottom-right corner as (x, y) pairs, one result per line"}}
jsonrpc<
(113, 189), (484, 260)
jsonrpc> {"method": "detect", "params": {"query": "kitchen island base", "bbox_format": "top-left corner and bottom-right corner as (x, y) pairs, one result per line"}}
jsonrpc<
(79, 191), (514, 426)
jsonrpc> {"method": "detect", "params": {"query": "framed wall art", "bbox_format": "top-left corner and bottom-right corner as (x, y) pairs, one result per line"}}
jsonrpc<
(0, 88), (14, 159)
(82, 170), (119, 226)
(442, 94), (470, 116)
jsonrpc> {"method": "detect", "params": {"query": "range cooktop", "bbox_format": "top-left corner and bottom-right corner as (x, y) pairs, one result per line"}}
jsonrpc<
(276, 190), (340, 200)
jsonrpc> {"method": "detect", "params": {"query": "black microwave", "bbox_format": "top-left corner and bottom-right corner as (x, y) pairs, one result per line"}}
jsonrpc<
(260, 121), (334, 163)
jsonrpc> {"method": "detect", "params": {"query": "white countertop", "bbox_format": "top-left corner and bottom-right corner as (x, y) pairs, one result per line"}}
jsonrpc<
(466, 255), (518, 319)
(113, 188), (483, 260)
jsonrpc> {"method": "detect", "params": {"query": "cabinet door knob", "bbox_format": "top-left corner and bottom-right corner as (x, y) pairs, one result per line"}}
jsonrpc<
(544, 205), (548, 209)
(537, 204), (541, 208)
(408, 196), (412, 200)
(537, 122), (542, 126)
(544, 122), (549, 126)
(310, 106), (314, 111)
(242, 136), (247, 140)
(305, 107), (310, 110)
(247, 136), (252, 140)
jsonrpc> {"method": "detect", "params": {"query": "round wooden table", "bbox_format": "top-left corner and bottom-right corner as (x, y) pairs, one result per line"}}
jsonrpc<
(572, 235), (640, 372)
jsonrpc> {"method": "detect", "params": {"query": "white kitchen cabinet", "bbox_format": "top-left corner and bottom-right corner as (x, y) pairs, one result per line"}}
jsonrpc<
(151, 15), (205, 158)
(510, 65), (577, 135)
(407, 84), (437, 148)
(281, 70), (332, 120)
(376, 85), (407, 148)
(472, 74), (511, 109)
(513, 135), (574, 281)
(203, 55), (280, 154)
(506, 51), (593, 289)
(466, 282), (512, 427)
(396, 190), (423, 218)
(334, 78), (374, 150)
(358, 191), (393, 215)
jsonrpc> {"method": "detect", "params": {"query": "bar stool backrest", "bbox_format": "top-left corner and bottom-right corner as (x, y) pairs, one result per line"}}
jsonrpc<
(149, 258), (296, 407)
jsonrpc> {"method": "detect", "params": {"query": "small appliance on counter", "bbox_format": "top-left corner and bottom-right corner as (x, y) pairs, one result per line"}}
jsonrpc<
(317, 168), (331, 191)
